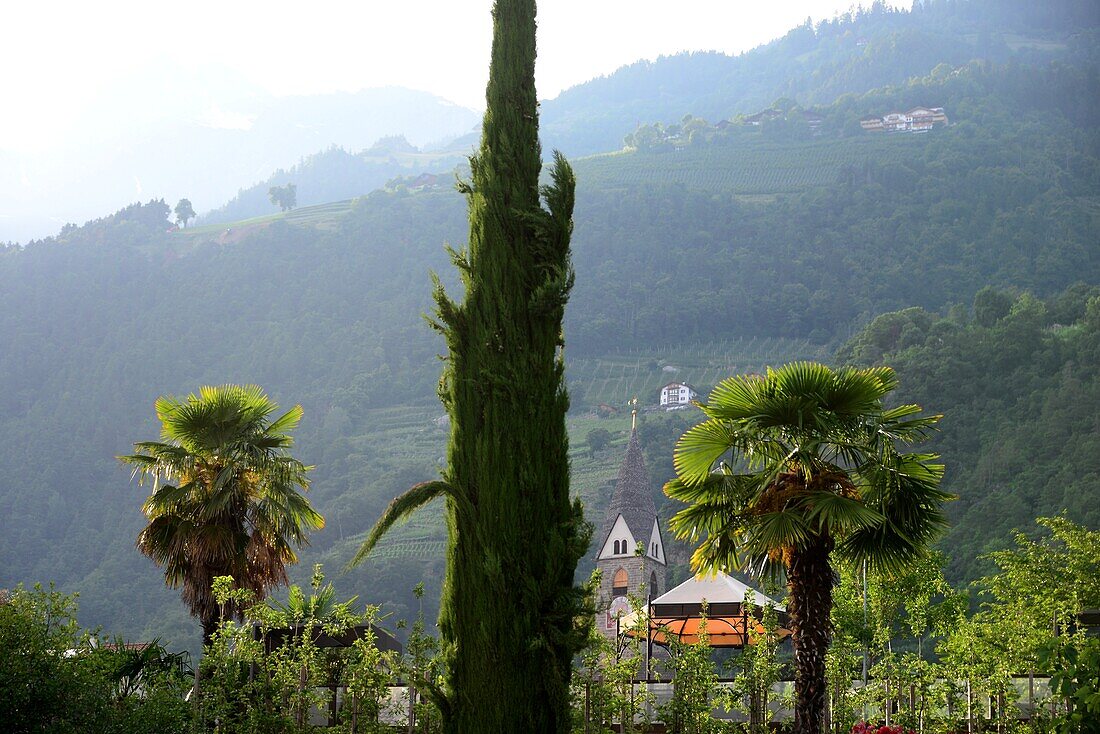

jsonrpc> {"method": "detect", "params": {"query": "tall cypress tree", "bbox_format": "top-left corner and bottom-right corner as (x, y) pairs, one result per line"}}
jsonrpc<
(351, 0), (587, 730)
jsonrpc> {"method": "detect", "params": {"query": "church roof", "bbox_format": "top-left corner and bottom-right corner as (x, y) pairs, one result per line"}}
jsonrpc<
(597, 429), (657, 555)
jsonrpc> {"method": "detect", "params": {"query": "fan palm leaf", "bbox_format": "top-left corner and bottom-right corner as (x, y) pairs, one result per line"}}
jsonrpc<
(664, 362), (951, 734)
(121, 384), (322, 644)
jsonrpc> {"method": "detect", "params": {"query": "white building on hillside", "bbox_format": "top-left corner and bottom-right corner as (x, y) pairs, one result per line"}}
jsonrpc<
(660, 382), (698, 409)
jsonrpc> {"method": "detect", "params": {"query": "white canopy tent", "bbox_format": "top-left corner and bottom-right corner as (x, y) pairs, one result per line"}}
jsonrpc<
(620, 571), (790, 647)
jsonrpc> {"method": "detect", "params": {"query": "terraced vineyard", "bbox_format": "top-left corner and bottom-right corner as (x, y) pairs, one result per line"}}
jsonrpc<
(323, 338), (825, 564)
(568, 337), (828, 409)
(573, 134), (930, 194)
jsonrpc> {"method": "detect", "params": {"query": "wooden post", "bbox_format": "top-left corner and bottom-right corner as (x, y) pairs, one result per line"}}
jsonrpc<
(762, 681), (769, 734)
(584, 681), (590, 734)
(1028, 671), (1034, 727)
(328, 684), (338, 727)
(966, 678), (973, 734)
(296, 662), (307, 729)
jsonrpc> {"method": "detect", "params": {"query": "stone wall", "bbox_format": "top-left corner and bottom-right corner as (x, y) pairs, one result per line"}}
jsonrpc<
(595, 555), (666, 639)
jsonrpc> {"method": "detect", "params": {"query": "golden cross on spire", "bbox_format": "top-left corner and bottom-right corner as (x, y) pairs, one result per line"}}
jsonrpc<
(629, 396), (639, 431)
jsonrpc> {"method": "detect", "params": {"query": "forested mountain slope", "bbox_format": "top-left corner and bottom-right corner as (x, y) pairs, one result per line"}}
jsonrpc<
(192, 0), (1100, 224)
(200, 138), (471, 225)
(1, 7), (1098, 651)
(540, 0), (1100, 154)
(839, 286), (1100, 582)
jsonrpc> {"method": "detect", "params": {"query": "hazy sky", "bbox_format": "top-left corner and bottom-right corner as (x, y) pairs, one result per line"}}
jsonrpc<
(4, 1), (904, 153)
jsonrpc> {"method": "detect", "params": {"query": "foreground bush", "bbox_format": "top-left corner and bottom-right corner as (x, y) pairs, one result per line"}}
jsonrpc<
(0, 584), (190, 734)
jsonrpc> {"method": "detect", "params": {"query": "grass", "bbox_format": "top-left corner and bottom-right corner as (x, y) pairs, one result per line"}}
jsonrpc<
(179, 199), (357, 236)
(325, 338), (823, 562)
(568, 337), (828, 409)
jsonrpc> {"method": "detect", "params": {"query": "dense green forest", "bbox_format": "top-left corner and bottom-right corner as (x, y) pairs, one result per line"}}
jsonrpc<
(839, 286), (1100, 582)
(1, 0), (1098, 654)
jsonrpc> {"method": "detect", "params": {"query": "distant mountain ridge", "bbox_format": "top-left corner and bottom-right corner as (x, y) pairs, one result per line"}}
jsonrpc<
(8, 0), (1096, 241)
(0, 86), (479, 243)
(200, 139), (471, 225)
(197, 0), (1100, 222)
(541, 0), (1098, 154)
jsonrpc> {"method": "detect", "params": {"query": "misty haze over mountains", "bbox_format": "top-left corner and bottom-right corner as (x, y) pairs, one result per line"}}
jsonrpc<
(7, 0), (1094, 243)
(1, 74), (480, 243)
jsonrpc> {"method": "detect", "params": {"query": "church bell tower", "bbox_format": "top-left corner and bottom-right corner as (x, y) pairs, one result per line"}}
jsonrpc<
(594, 401), (667, 638)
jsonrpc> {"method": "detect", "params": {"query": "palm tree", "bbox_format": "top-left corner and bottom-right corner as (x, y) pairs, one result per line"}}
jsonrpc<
(664, 362), (951, 734)
(120, 384), (324, 645)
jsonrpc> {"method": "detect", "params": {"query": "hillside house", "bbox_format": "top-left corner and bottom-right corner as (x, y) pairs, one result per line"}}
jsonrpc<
(802, 111), (824, 134)
(883, 111), (911, 132)
(409, 173), (442, 191)
(862, 107), (947, 133)
(743, 108), (783, 126)
(660, 382), (698, 408)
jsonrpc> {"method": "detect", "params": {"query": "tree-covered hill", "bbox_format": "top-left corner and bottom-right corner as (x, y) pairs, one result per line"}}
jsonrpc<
(200, 139), (471, 225)
(566, 61), (1099, 351)
(182, 0), (1100, 224)
(540, 0), (1100, 154)
(1, 9), (1098, 652)
(838, 285), (1100, 583)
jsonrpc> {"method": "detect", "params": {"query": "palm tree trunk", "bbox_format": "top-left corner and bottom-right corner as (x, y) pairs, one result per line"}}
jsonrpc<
(788, 534), (835, 734)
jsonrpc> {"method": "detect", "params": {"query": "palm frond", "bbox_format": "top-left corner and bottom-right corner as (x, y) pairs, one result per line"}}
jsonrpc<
(840, 452), (952, 572)
(702, 374), (765, 421)
(347, 480), (453, 569)
(801, 491), (883, 534)
(672, 419), (740, 485)
(664, 471), (760, 506)
(265, 405), (304, 438)
(141, 481), (197, 515)
(824, 364), (896, 416)
(743, 509), (811, 559)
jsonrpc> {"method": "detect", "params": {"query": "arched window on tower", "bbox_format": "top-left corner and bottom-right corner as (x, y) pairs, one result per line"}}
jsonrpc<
(649, 571), (658, 600)
(613, 540), (620, 555)
(612, 568), (629, 597)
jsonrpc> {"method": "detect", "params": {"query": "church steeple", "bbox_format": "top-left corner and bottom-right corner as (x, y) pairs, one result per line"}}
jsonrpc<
(596, 429), (658, 560)
(594, 419), (667, 637)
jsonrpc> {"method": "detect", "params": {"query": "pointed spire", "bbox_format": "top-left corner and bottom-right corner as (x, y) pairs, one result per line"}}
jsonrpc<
(596, 426), (658, 559)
